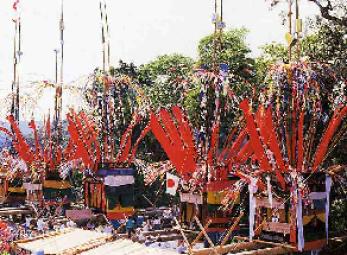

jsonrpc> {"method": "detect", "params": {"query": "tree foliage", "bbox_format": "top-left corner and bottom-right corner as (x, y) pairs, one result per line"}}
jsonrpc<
(197, 28), (256, 83)
(268, 0), (347, 27)
(138, 54), (195, 110)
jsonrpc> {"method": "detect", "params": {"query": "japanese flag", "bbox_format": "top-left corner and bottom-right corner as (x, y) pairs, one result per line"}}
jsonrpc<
(166, 172), (180, 196)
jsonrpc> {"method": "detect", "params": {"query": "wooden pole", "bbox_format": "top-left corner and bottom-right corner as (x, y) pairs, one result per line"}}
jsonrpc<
(142, 194), (155, 208)
(174, 217), (192, 253)
(191, 219), (212, 247)
(288, 0), (293, 61)
(16, 18), (21, 122)
(104, 0), (110, 69)
(220, 211), (244, 247)
(194, 216), (219, 255)
(254, 218), (267, 237)
(56, 0), (64, 157)
(99, 1), (106, 72)
(11, 19), (18, 120)
(295, 0), (301, 60)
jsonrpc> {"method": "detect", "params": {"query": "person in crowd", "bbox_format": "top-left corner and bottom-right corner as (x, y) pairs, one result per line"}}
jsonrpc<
(66, 218), (76, 228)
(177, 239), (187, 254)
(24, 215), (32, 234)
(144, 236), (153, 247)
(37, 218), (45, 234)
(142, 219), (152, 232)
(137, 228), (146, 242)
(152, 217), (161, 230)
(86, 221), (95, 230)
(126, 217), (135, 238)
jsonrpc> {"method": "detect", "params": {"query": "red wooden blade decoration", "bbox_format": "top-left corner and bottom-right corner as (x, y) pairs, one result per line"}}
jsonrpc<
(150, 112), (178, 165)
(160, 109), (184, 151)
(171, 106), (197, 172)
(7, 115), (34, 164)
(28, 119), (42, 161)
(76, 112), (100, 166)
(259, 107), (286, 189)
(218, 127), (237, 162)
(79, 112), (101, 165)
(150, 110), (195, 180)
(0, 127), (13, 138)
(312, 106), (347, 171)
(222, 130), (247, 166)
(265, 107), (287, 173)
(235, 141), (253, 164)
(239, 100), (272, 172)
(129, 122), (151, 163)
(66, 114), (94, 170)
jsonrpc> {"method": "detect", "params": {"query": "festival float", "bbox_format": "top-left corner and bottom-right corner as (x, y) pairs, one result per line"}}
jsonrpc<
(0, 0), (75, 211)
(231, 61), (347, 253)
(136, 0), (252, 246)
(66, 106), (140, 220)
(61, 1), (154, 221)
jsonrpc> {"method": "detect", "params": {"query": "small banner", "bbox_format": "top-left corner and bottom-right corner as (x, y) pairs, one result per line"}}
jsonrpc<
(166, 172), (180, 196)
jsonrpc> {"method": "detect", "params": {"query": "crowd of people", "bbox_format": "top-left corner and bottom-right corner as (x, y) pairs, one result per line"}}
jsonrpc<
(0, 206), (190, 254)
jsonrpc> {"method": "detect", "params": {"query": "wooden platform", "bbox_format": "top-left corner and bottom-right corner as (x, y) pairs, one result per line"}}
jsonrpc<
(14, 228), (112, 255)
(0, 206), (34, 216)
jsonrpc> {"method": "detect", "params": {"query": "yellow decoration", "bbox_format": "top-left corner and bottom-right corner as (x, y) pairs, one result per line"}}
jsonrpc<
(107, 206), (134, 213)
(296, 19), (303, 33)
(285, 33), (293, 45)
(303, 213), (326, 225)
(208, 191), (227, 205)
(8, 187), (26, 193)
(43, 180), (71, 189)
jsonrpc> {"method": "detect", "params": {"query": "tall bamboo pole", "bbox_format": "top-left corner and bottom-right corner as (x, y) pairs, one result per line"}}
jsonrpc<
(11, 20), (18, 121)
(104, 0), (110, 69)
(12, 13), (21, 122)
(58, 0), (64, 146)
(295, 0), (301, 60)
(288, 0), (293, 61)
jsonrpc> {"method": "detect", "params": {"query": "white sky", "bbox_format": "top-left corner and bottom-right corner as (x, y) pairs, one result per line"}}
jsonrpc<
(0, 0), (319, 120)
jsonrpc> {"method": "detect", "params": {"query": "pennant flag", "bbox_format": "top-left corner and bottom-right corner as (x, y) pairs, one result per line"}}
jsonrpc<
(166, 172), (180, 196)
(13, 0), (19, 11)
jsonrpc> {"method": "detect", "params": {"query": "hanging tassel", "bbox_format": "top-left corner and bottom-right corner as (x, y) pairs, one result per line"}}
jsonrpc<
(266, 176), (273, 208)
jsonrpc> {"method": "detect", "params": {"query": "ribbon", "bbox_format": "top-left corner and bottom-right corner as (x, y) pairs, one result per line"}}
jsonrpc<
(325, 175), (332, 242)
(266, 176), (273, 208)
(248, 178), (258, 241)
(297, 190), (304, 251)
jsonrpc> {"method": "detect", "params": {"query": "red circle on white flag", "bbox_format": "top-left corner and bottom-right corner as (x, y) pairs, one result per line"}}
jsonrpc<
(167, 178), (175, 188)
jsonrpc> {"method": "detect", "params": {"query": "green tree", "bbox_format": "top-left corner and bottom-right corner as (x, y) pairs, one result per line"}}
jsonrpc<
(255, 42), (288, 82)
(268, 0), (347, 27)
(138, 54), (195, 109)
(197, 28), (256, 84)
(138, 54), (194, 86)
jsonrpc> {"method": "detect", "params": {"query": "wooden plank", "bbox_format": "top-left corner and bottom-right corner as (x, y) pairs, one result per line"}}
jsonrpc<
(234, 236), (295, 250)
(141, 229), (179, 236)
(0, 209), (33, 216)
(191, 241), (258, 255)
(231, 246), (292, 255)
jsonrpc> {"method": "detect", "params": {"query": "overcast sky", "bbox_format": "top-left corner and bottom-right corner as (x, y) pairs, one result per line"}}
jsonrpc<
(0, 0), (319, 120)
